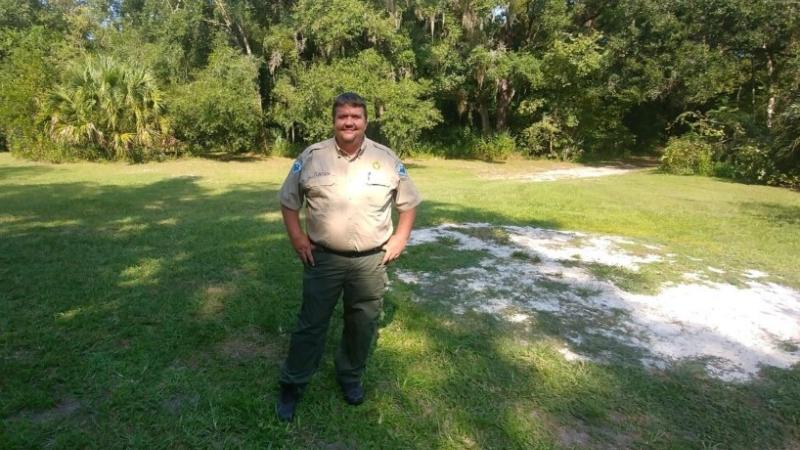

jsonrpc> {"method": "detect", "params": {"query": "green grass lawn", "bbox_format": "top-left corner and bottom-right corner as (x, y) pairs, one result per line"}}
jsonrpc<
(1, 153), (799, 449)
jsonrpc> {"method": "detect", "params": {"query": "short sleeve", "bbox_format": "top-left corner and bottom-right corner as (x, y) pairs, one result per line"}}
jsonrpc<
(394, 160), (422, 212)
(278, 154), (308, 210)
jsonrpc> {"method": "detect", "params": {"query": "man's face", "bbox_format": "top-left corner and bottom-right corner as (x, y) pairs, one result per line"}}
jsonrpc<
(333, 104), (367, 148)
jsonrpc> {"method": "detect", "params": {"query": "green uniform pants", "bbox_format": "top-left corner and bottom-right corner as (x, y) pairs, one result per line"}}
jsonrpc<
(279, 248), (387, 386)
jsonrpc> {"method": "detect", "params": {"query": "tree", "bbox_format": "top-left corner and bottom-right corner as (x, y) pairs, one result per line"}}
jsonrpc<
(44, 56), (170, 160)
(169, 43), (264, 154)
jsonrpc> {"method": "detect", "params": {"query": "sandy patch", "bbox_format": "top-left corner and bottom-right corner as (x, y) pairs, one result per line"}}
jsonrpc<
(490, 166), (641, 182)
(395, 224), (800, 382)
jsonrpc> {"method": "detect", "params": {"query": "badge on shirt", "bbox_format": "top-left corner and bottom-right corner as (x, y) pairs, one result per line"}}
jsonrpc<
(372, 161), (381, 170)
(291, 159), (303, 174)
(396, 162), (408, 177)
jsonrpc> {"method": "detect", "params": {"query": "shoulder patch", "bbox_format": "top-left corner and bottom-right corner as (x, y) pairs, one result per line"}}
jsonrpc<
(292, 140), (329, 173)
(291, 159), (303, 174)
(396, 161), (408, 177)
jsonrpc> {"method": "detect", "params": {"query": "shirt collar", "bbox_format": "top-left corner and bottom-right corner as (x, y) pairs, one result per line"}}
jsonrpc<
(334, 137), (368, 160)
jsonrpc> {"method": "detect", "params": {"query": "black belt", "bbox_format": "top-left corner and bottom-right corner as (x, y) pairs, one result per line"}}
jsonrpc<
(312, 241), (386, 257)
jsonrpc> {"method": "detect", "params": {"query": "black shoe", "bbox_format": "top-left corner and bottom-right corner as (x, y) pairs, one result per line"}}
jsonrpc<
(339, 381), (364, 406)
(276, 384), (302, 422)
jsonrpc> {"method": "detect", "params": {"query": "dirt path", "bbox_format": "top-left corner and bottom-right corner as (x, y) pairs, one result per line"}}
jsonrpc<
(479, 158), (659, 182)
(507, 166), (642, 181)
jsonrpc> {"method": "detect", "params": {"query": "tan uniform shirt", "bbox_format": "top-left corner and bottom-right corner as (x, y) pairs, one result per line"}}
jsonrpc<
(279, 137), (422, 252)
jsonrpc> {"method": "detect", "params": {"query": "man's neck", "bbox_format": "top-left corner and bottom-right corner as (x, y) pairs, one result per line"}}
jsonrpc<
(335, 137), (365, 156)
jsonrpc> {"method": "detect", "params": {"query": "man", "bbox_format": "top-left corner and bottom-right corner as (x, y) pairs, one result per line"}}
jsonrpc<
(275, 92), (421, 422)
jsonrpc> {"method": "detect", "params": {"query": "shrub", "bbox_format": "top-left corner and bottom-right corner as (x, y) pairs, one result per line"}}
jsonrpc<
(417, 127), (481, 159)
(169, 45), (263, 154)
(519, 116), (583, 160)
(378, 79), (442, 156)
(660, 136), (714, 175)
(773, 100), (800, 173)
(730, 144), (777, 184)
(474, 133), (517, 161)
(9, 133), (86, 162)
(771, 171), (800, 190)
(712, 161), (735, 179)
(0, 27), (60, 157)
(269, 135), (302, 158)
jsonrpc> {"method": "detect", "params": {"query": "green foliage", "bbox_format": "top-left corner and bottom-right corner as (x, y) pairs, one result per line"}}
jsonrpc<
(541, 34), (604, 88)
(773, 100), (800, 170)
(1, 0), (799, 183)
(263, 24), (300, 75)
(169, 44), (263, 154)
(43, 56), (171, 161)
(519, 115), (582, 160)
(660, 136), (715, 176)
(729, 143), (778, 184)
(12, 133), (98, 162)
(414, 127), (481, 159)
(104, 0), (214, 84)
(473, 132), (517, 161)
(267, 132), (303, 157)
(0, 26), (60, 155)
(377, 79), (442, 155)
(270, 49), (439, 153)
(417, 129), (517, 161)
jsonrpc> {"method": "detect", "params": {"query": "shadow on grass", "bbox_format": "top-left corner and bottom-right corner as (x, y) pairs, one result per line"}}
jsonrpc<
(0, 164), (54, 181)
(577, 155), (660, 169)
(0, 177), (797, 449)
(199, 152), (266, 163)
(401, 162), (427, 170)
(0, 176), (304, 447)
(375, 287), (800, 449)
(414, 200), (561, 230)
(740, 201), (800, 226)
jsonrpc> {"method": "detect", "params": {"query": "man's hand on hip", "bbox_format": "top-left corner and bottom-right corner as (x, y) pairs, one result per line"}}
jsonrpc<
(281, 206), (316, 266)
(290, 233), (316, 266)
(381, 234), (407, 265)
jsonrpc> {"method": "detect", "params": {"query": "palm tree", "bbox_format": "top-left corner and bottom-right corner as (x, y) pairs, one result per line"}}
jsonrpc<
(46, 56), (170, 159)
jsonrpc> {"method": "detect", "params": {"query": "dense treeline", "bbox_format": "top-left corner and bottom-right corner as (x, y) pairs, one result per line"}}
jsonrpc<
(0, 1), (798, 185)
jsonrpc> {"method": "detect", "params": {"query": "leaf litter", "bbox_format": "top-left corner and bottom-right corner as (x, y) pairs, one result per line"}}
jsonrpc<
(394, 223), (800, 382)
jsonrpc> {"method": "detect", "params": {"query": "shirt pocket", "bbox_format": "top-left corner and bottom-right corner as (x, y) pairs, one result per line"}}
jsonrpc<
(303, 175), (336, 199)
(365, 172), (394, 207)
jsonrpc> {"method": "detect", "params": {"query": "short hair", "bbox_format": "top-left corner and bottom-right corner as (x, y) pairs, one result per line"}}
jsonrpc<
(332, 92), (367, 121)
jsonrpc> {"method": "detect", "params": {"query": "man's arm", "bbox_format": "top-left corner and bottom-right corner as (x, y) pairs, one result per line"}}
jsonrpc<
(381, 207), (416, 265)
(282, 205), (316, 266)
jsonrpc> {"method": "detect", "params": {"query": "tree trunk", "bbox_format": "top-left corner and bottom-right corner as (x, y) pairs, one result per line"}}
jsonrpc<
(478, 102), (491, 135)
(236, 22), (252, 56)
(765, 44), (775, 129)
(214, 0), (251, 56)
(495, 78), (515, 132)
(751, 58), (756, 119)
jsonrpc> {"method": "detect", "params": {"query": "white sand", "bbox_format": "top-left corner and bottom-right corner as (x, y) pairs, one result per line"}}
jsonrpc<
(396, 224), (800, 381)
(505, 167), (637, 182)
